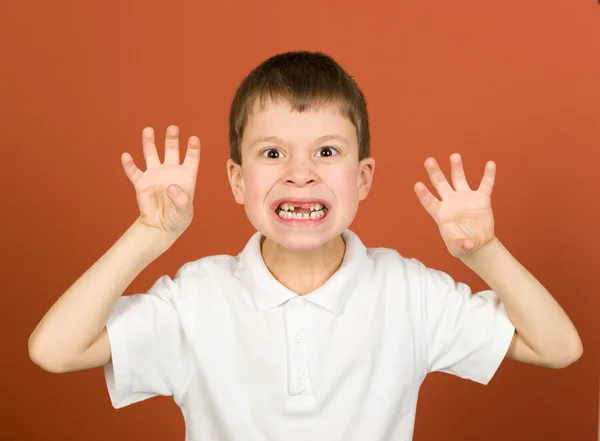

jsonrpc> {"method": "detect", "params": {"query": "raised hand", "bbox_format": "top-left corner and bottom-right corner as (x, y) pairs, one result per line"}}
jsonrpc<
(121, 125), (201, 237)
(414, 153), (496, 258)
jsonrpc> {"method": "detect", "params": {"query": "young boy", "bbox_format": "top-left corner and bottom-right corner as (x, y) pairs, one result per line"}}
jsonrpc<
(29, 51), (582, 441)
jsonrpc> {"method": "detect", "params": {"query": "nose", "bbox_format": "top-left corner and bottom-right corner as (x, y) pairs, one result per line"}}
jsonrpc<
(283, 156), (317, 187)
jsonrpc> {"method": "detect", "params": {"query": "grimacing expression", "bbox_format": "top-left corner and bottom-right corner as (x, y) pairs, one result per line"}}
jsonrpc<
(227, 99), (375, 252)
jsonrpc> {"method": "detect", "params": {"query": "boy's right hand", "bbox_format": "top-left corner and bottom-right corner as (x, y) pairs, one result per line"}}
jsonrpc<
(121, 125), (201, 238)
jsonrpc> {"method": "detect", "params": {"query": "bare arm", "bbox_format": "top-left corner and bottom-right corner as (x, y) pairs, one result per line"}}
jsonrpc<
(29, 125), (201, 373)
(461, 238), (583, 368)
(415, 154), (582, 369)
(28, 219), (177, 373)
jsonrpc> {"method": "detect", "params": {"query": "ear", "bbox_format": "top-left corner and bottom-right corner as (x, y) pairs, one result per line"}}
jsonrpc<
(357, 157), (375, 201)
(226, 158), (245, 205)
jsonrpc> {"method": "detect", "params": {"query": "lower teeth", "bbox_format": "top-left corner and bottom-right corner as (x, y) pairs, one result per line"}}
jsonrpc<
(277, 209), (326, 220)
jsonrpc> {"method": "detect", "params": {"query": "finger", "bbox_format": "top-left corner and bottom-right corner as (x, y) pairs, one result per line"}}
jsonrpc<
(183, 136), (201, 175)
(142, 127), (161, 169)
(462, 238), (475, 251)
(477, 160), (496, 197)
(414, 181), (441, 218)
(121, 152), (144, 185)
(449, 153), (471, 191)
(424, 157), (454, 199)
(167, 184), (191, 212)
(448, 238), (474, 257)
(164, 125), (181, 165)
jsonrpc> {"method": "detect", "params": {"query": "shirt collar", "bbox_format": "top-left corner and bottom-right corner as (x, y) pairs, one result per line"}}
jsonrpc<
(238, 229), (367, 315)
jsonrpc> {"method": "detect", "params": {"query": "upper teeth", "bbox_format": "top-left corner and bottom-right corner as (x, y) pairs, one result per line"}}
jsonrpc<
(279, 203), (324, 211)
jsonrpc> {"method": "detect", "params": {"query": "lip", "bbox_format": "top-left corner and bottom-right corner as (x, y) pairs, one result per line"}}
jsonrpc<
(270, 197), (331, 211)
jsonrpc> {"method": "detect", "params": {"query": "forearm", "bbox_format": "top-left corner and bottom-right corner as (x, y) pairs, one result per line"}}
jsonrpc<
(460, 238), (582, 362)
(29, 218), (177, 367)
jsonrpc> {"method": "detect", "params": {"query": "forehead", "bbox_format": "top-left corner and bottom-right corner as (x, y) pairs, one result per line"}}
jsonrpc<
(242, 98), (357, 147)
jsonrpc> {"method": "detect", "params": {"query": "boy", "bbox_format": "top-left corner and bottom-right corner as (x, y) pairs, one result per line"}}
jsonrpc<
(29, 51), (582, 441)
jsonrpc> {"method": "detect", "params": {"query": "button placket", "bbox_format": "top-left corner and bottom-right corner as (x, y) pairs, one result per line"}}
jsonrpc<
(286, 297), (312, 397)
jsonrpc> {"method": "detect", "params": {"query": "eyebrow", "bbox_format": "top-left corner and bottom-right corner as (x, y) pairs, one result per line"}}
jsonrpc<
(249, 134), (351, 148)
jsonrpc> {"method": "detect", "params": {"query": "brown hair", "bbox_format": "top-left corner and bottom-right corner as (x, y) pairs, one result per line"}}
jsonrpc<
(228, 51), (371, 165)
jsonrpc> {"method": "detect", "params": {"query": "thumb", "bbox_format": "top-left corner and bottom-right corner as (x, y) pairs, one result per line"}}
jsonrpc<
(166, 184), (190, 210)
(462, 239), (474, 251)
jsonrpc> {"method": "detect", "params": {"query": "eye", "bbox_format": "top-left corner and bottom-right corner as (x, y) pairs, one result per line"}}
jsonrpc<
(261, 148), (283, 159)
(316, 146), (339, 158)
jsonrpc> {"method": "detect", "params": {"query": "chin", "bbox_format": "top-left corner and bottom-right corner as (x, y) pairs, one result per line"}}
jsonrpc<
(267, 233), (336, 252)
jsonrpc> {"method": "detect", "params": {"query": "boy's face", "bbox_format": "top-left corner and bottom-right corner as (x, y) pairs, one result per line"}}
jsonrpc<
(227, 98), (375, 252)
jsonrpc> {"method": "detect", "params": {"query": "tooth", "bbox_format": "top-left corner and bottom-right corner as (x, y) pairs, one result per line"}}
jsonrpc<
(303, 213), (309, 219)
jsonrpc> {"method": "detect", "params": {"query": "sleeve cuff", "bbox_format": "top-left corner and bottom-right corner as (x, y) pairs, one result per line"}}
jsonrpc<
(103, 302), (133, 409)
(472, 297), (516, 385)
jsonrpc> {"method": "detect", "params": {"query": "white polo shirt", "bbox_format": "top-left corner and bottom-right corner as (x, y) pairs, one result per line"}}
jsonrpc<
(104, 229), (515, 441)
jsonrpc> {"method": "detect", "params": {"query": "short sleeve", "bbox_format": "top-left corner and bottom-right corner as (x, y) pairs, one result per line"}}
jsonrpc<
(418, 262), (515, 384)
(104, 266), (191, 408)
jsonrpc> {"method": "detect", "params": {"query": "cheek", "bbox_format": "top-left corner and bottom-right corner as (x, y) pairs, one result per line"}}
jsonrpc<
(242, 167), (278, 205)
(325, 165), (361, 201)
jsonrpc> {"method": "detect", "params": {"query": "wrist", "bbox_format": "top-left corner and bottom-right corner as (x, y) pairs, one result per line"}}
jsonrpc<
(460, 236), (502, 267)
(129, 218), (179, 256)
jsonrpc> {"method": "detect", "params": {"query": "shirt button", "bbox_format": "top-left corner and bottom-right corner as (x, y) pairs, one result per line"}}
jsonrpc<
(291, 298), (304, 309)
(298, 370), (308, 379)
(297, 332), (306, 343)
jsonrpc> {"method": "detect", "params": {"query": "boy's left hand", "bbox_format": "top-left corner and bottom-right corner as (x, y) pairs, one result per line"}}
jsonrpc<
(414, 153), (496, 258)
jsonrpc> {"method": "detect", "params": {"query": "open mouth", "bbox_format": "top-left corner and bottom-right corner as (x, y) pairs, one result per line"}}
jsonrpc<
(274, 200), (330, 221)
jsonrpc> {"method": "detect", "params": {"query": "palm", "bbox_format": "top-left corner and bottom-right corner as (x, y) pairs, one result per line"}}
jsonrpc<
(414, 154), (496, 258)
(121, 126), (201, 235)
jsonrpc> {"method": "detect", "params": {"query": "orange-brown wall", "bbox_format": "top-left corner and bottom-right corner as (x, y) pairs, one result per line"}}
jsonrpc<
(2, 1), (599, 440)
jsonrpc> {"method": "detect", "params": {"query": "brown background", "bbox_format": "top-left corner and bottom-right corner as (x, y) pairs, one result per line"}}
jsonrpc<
(2, 0), (599, 440)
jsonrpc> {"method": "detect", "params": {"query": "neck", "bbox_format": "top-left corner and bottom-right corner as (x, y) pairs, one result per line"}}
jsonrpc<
(261, 234), (346, 295)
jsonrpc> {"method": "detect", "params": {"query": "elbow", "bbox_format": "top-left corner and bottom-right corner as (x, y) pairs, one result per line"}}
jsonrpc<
(28, 335), (69, 374)
(549, 339), (583, 369)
